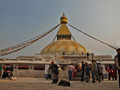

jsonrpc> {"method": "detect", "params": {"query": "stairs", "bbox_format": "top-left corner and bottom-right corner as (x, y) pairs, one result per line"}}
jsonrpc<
(73, 68), (82, 81)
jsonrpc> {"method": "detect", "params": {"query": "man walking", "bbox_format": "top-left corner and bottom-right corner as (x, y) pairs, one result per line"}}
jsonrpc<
(114, 48), (120, 88)
(91, 60), (100, 83)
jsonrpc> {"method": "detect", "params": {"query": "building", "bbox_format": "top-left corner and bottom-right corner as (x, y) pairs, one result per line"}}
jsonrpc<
(0, 13), (114, 79)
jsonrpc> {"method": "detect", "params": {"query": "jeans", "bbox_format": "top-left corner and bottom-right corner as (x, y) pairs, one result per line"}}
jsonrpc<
(68, 71), (73, 80)
(85, 74), (90, 82)
(108, 72), (114, 80)
(81, 71), (84, 81)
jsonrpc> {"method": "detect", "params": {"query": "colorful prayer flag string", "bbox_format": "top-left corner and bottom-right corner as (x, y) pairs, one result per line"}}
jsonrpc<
(0, 24), (60, 56)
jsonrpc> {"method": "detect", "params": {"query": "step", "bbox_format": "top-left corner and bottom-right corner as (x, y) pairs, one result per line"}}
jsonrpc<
(77, 70), (82, 72)
(75, 73), (82, 75)
(74, 76), (82, 79)
(73, 77), (81, 81)
(74, 75), (82, 77)
(76, 72), (82, 74)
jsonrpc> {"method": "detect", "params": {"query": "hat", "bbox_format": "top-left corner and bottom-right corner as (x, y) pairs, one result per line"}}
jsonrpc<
(116, 48), (120, 52)
(91, 60), (95, 62)
(51, 61), (54, 64)
(81, 61), (84, 63)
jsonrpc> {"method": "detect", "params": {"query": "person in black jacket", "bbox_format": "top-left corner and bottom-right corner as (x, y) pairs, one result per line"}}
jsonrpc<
(51, 61), (59, 84)
(81, 61), (85, 81)
(114, 48), (120, 88)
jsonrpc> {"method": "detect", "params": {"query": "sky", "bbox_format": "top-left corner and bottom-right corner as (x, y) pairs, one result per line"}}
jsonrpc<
(0, 0), (120, 58)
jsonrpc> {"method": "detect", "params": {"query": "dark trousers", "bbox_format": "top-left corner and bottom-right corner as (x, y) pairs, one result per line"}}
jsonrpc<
(99, 73), (103, 81)
(118, 70), (120, 88)
(52, 72), (58, 83)
(108, 72), (114, 80)
(101, 73), (104, 81)
(108, 72), (111, 80)
(53, 77), (58, 83)
(81, 71), (84, 81)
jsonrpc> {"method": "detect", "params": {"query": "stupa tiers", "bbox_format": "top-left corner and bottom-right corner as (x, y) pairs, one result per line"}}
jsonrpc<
(40, 13), (88, 56)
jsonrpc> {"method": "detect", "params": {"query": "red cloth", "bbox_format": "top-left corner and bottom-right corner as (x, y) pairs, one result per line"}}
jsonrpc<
(73, 67), (77, 78)
(110, 69), (114, 76)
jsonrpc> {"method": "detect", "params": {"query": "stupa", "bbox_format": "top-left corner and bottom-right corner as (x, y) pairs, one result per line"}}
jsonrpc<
(40, 13), (89, 57)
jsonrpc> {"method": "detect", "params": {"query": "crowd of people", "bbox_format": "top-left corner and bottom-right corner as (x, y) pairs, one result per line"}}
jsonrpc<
(67, 61), (102, 83)
(46, 48), (120, 88)
(76, 60), (103, 83)
(46, 60), (119, 84)
(68, 60), (118, 83)
(107, 64), (117, 81)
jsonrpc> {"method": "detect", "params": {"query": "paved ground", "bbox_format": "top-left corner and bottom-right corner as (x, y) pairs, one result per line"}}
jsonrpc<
(0, 78), (119, 90)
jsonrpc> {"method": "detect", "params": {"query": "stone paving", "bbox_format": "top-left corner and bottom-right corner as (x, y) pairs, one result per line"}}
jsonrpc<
(0, 78), (119, 90)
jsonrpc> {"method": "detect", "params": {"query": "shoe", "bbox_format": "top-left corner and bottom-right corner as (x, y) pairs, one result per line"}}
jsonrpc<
(92, 81), (95, 83)
(54, 82), (57, 84)
(51, 82), (55, 84)
(99, 80), (101, 83)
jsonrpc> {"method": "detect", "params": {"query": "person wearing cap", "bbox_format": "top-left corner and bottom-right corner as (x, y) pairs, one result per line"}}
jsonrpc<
(114, 48), (120, 88)
(50, 61), (59, 84)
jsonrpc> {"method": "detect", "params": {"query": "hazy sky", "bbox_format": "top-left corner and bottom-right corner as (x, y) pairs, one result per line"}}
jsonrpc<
(0, 0), (120, 58)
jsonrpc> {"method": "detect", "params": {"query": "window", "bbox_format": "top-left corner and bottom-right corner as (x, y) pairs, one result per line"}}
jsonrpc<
(18, 65), (29, 70)
(34, 65), (45, 70)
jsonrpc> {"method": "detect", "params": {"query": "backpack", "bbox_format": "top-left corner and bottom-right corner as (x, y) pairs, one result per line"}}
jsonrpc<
(58, 79), (71, 87)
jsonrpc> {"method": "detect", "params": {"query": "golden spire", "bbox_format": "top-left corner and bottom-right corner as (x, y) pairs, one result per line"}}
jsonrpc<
(57, 13), (71, 40)
(60, 13), (68, 24)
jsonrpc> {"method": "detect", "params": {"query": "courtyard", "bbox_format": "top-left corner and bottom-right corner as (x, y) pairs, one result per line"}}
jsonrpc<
(0, 78), (119, 90)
